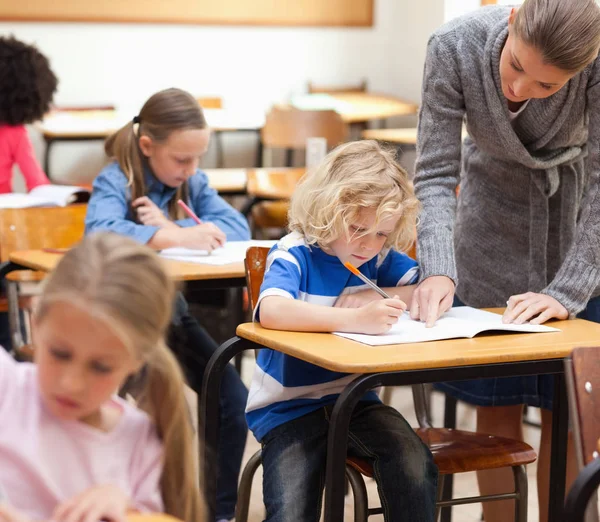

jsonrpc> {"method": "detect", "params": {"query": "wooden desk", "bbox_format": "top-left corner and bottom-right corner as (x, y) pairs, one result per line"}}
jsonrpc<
(37, 108), (265, 177)
(203, 168), (248, 195)
(291, 92), (418, 123)
(7, 249), (246, 287)
(203, 167), (305, 197)
(201, 314), (600, 522)
(361, 126), (468, 145)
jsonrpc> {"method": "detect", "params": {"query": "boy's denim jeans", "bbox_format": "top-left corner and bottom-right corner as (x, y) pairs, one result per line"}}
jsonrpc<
(170, 293), (248, 522)
(260, 401), (438, 522)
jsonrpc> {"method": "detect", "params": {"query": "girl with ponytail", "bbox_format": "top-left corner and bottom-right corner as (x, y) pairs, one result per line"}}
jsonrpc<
(0, 233), (202, 522)
(85, 87), (249, 522)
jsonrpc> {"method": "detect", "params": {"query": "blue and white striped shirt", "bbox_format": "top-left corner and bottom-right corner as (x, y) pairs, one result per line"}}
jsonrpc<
(246, 231), (418, 441)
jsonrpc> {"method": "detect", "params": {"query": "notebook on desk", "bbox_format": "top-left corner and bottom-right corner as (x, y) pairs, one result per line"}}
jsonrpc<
(334, 306), (560, 346)
(0, 185), (90, 209)
(160, 240), (276, 266)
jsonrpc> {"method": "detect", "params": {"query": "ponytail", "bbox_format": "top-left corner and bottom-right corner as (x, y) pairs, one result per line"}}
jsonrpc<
(136, 340), (204, 522)
(105, 121), (147, 205)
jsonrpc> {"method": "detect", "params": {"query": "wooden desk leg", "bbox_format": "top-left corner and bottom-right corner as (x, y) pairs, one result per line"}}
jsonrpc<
(200, 336), (256, 521)
(548, 373), (569, 522)
(44, 137), (55, 180)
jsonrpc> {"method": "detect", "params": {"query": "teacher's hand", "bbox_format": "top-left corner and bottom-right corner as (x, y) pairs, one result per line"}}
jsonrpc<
(410, 275), (455, 328)
(503, 292), (568, 325)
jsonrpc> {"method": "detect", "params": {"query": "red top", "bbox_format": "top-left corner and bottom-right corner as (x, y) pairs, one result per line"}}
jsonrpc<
(0, 125), (50, 193)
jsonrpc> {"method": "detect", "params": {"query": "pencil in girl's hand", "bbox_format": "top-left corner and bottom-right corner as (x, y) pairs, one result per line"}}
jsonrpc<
(344, 262), (392, 299)
(177, 199), (202, 225)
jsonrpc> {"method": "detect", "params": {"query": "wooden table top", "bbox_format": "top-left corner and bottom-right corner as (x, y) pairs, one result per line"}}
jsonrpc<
(330, 93), (418, 123)
(361, 126), (468, 144)
(203, 167), (305, 196)
(38, 108), (265, 139)
(9, 250), (246, 282)
(203, 168), (248, 193)
(290, 93), (418, 123)
(236, 311), (600, 373)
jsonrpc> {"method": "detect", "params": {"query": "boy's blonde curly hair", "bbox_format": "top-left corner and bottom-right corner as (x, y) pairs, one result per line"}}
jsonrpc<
(288, 140), (419, 253)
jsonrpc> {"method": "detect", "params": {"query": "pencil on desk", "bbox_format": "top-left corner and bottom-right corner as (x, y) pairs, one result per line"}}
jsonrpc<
(344, 262), (392, 299)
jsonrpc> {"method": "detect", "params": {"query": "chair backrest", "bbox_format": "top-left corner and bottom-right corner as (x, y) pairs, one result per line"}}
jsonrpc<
(197, 96), (223, 109)
(566, 346), (600, 467)
(261, 107), (349, 150)
(0, 205), (87, 262)
(308, 79), (368, 94)
(244, 246), (270, 312)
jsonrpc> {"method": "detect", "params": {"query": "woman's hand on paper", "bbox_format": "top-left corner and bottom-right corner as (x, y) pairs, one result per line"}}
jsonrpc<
(354, 297), (407, 335)
(503, 292), (568, 325)
(176, 223), (227, 251)
(133, 196), (177, 229)
(0, 505), (32, 522)
(52, 484), (129, 522)
(335, 289), (381, 308)
(410, 276), (455, 328)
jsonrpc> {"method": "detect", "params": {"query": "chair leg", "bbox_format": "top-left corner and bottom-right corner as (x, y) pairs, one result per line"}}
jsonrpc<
(235, 450), (263, 522)
(512, 465), (528, 522)
(435, 475), (446, 522)
(441, 394), (458, 522)
(345, 466), (369, 522)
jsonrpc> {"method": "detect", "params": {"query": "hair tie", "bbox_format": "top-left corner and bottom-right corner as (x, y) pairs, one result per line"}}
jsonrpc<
(133, 115), (141, 124)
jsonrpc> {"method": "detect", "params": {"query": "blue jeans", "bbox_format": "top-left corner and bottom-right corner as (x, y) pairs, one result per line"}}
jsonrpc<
(171, 293), (248, 521)
(261, 402), (438, 522)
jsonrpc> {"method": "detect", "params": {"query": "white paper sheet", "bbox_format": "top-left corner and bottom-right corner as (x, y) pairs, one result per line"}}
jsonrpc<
(334, 306), (559, 346)
(160, 240), (276, 265)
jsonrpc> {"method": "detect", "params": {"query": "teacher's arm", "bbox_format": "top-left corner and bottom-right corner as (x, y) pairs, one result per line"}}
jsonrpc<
(411, 33), (465, 327)
(532, 62), (600, 322)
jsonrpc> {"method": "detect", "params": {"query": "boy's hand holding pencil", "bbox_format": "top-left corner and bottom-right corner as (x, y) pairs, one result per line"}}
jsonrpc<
(343, 262), (407, 334)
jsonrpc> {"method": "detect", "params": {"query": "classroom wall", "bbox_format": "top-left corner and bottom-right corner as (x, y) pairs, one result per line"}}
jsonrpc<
(0, 0), (444, 188)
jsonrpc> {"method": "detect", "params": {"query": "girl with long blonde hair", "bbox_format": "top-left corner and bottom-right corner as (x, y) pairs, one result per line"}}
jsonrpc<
(0, 233), (202, 522)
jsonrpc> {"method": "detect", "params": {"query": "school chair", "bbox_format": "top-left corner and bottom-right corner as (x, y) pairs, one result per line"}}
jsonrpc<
(238, 246), (537, 522)
(242, 168), (305, 239)
(260, 106), (349, 168)
(0, 204), (87, 359)
(307, 79), (368, 94)
(564, 346), (600, 521)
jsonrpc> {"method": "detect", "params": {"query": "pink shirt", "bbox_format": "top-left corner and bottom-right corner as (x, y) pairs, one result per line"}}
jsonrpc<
(0, 349), (164, 520)
(0, 125), (50, 194)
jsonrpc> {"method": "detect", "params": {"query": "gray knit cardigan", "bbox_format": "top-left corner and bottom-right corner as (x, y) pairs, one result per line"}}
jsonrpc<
(414, 6), (600, 315)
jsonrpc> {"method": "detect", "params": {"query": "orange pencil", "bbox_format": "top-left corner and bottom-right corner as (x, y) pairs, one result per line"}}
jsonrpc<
(344, 261), (392, 299)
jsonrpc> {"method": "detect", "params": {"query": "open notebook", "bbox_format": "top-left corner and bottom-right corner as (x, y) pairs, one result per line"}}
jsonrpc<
(160, 240), (276, 266)
(0, 185), (91, 209)
(334, 306), (560, 346)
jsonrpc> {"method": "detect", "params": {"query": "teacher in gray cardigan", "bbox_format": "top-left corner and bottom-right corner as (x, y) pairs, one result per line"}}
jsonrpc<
(411, 0), (600, 521)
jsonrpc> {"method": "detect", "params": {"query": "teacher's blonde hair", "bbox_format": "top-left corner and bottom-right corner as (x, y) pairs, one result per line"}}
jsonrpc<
(288, 140), (419, 253)
(34, 233), (204, 522)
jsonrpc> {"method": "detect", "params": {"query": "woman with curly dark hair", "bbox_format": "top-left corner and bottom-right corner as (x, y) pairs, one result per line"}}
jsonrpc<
(0, 36), (57, 193)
